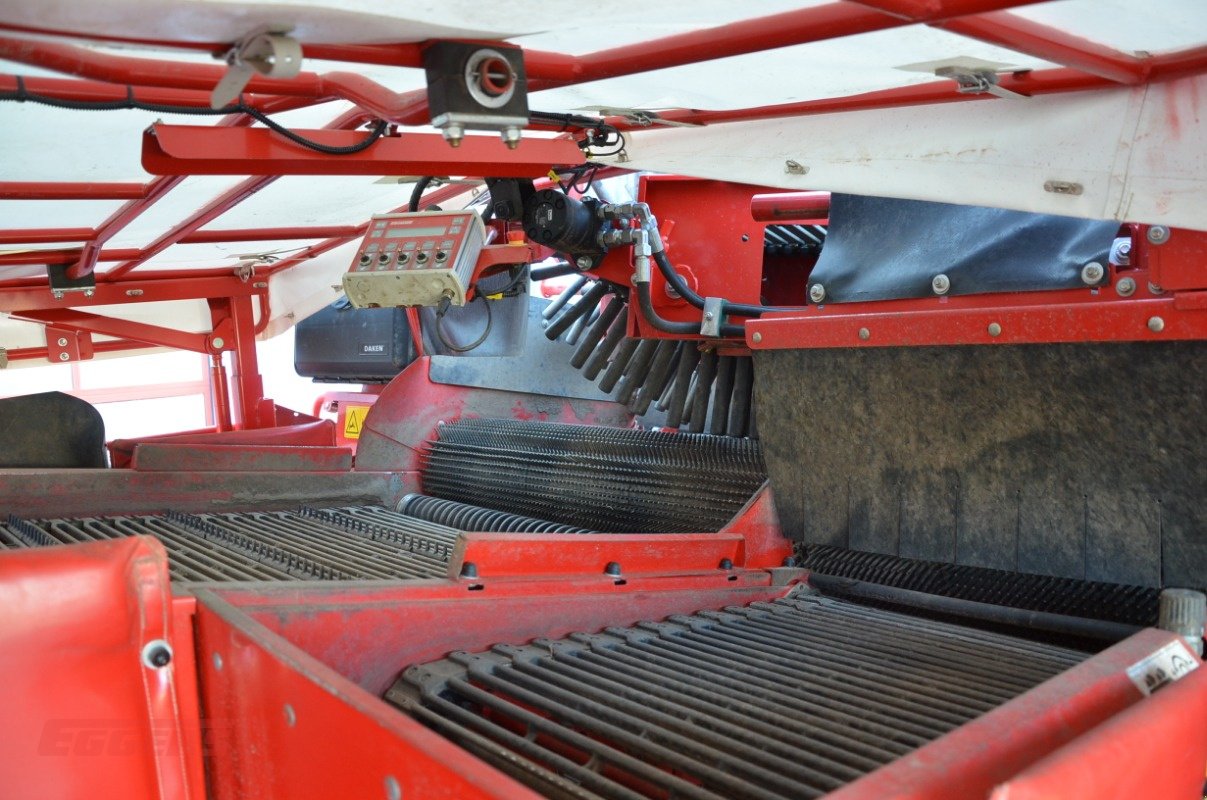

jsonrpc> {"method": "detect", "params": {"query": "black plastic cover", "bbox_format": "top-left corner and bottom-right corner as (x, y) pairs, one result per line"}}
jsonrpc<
(808, 193), (1119, 303)
(294, 298), (416, 383)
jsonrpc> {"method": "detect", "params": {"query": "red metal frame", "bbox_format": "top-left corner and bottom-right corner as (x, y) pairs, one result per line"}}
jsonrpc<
(141, 125), (584, 177)
(746, 227), (1207, 349)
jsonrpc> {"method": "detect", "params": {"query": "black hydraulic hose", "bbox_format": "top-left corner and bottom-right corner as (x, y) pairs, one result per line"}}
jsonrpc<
(634, 281), (744, 337)
(807, 573), (1142, 643)
(408, 176), (434, 212)
(652, 250), (801, 319)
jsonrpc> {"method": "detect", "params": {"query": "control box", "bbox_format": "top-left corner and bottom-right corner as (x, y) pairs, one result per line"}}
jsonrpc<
(342, 211), (486, 309)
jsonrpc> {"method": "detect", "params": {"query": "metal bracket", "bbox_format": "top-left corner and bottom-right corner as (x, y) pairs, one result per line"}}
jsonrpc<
(701, 296), (724, 337)
(935, 66), (1027, 100)
(47, 262), (96, 299)
(211, 28), (302, 109)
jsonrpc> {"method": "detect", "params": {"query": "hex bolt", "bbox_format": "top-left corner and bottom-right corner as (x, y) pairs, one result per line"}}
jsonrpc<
(1116, 277), (1136, 297)
(808, 284), (826, 303)
(84, 289), (95, 297)
(752, 332), (763, 344)
(1148, 282), (1164, 295)
(500, 126), (522, 150)
(931, 273), (951, 295)
(858, 327), (870, 341)
(58, 352), (70, 361)
(141, 640), (173, 669)
(1080, 262), (1104, 285)
(575, 256), (593, 269)
(211, 336), (225, 350)
(1148, 316), (1165, 333)
(988, 322), (1002, 337)
(718, 558), (734, 570)
(782, 556), (797, 568)
(459, 562), (479, 579)
(56, 337), (68, 347)
(604, 561), (622, 577)
(1147, 225), (1170, 245)
(52, 290), (64, 300)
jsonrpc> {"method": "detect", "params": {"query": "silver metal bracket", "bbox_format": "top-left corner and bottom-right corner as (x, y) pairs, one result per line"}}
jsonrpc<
(935, 66), (1027, 100)
(701, 297), (724, 337)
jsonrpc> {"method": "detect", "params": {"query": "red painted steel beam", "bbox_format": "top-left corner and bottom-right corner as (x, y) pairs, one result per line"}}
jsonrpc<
(745, 285), (1207, 349)
(935, 12), (1149, 83)
(180, 226), (365, 244)
(0, 181), (148, 200)
(750, 191), (831, 222)
(0, 38), (421, 122)
(0, 274), (264, 313)
(105, 109), (368, 280)
(70, 173), (186, 279)
(9, 308), (213, 353)
(525, 0), (1042, 89)
(3, 338), (144, 363)
(141, 125), (585, 177)
(0, 228), (93, 244)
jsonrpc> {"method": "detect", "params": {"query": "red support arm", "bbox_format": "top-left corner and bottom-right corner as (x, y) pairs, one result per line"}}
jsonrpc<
(8, 308), (216, 353)
(140, 125), (585, 177)
(0, 182), (149, 201)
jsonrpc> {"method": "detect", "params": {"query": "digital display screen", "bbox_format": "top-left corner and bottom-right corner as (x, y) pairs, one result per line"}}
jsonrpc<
(386, 226), (447, 238)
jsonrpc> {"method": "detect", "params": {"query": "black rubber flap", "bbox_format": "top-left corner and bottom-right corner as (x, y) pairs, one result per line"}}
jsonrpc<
(809, 193), (1118, 303)
(755, 343), (1207, 590)
(0, 391), (105, 468)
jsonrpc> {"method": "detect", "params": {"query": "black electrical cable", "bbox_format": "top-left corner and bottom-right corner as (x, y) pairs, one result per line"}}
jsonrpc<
(652, 250), (803, 319)
(2, 76), (388, 155)
(435, 292), (494, 353)
(408, 176), (435, 212)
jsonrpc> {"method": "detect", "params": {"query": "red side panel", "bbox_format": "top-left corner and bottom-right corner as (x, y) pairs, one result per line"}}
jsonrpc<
(0, 537), (196, 799)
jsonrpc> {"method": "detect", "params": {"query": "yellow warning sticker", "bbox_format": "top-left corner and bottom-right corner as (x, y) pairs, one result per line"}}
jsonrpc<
(343, 405), (370, 440)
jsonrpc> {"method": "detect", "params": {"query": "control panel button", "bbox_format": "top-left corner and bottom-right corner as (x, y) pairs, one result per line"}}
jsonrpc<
(434, 251), (448, 263)
(415, 251), (430, 265)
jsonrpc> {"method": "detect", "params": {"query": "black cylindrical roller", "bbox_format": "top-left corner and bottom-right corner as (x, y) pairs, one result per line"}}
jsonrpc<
(541, 275), (588, 320)
(565, 305), (597, 346)
(687, 350), (719, 433)
(631, 341), (680, 416)
(709, 356), (736, 436)
(664, 346), (701, 428)
(545, 279), (609, 340)
(615, 339), (659, 405)
(598, 337), (640, 393)
(570, 294), (624, 369)
(728, 356), (753, 437)
(581, 312), (628, 380)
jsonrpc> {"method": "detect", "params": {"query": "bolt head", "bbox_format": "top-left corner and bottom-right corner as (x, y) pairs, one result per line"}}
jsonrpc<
(1080, 262), (1105, 285)
(1116, 276), (1137, 297)
(808, 284), (826, 303)
(931, 274), (951, 295)
(57, 337), (68, 347)
(575, 255), (593, 269)
(1148, 316), (1165, 333)
(58, 352), (70, 361)
(858, 327), (870, 341)
(704, 311), (715, 320)
(1148, 282), (1164, 295)
(1147, 225), (1170, 245)
(988, 322), (1002, 337)
(52, 291), (64, 300)
(84, 289), (94, 297)
(752, 332), (763, 344)
(211, 336), (225, 349)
